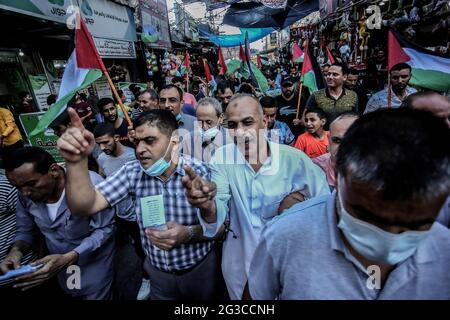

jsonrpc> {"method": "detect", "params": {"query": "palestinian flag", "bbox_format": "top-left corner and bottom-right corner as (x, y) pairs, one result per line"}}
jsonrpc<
(325, 47), (335, 65)
(30, 15), (105, 136)
(241, 32), (268, 93)
(389, 30), (450, 92)
(301, 41), (325, 94)
(292, 42), (304, 63)
(180, 50), (190, 75)
(218, 46), (227, 75)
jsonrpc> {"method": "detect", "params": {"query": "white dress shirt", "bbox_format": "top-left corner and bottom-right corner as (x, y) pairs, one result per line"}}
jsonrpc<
(199, 141), (331, 299)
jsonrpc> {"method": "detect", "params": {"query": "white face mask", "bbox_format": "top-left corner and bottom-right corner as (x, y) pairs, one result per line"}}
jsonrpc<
(336, 189), (431, 265)
(200, 126), (219, 140)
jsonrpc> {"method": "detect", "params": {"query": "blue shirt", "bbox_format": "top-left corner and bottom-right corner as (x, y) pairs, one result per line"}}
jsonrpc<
(249, 192), (450, 300)
(95, 155), (214, 272)
(364, 86), (417, 114)
(199, 141), (330, 299)
(266, 120), (295, 145)
(14, 171), (115, 297)
(436, 196), (450, 228)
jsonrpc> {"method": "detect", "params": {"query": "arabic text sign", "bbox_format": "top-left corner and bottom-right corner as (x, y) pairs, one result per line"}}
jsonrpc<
(19, 112), (65, 164)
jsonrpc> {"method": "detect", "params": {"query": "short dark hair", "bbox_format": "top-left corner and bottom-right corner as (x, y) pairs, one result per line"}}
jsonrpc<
(46, 94), (57, 105)
(216, 80), (234, 95)
(19, 91), (30, 100)
(238, 83), (253, 94)
(348, 68), (359, 76)
(260, 96), (278, 109)
(4, 147), (56, 175)
(93, 122), (116, 138)
(305, 107), (328, 121)
(330, 62), (349, 75)
(98, 97), (115, 111)
(171, 76), (184, 84)
(133, 109), (178, 138)
(390, 62), (411, 74)
(49, 110), (70, 130)
(160, 84), (183, 101)
(336, 108), (450, 202)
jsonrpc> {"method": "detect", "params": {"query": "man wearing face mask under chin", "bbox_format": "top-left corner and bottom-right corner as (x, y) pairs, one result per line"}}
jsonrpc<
(247, 108), (450, 300)
(57, 108), (225, 300)
(181, 97), (230, 163)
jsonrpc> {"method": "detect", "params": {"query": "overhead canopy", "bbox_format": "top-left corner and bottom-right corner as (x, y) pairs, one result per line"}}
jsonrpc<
(198, 25), (274, 47)
(223, 0), (319, 29)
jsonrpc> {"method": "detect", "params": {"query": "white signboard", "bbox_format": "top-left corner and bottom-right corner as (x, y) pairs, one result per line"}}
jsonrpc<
(94, 79), (112, 99)
(29, 75), (53, 111)
(93, 37), (136, 59)
(140, 0), (172, 49)
(0, 0), (72, 24)
(79, 0), (137, 41)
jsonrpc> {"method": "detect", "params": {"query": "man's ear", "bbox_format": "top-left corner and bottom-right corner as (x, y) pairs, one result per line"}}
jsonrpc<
(113, 134), (120, 142)
(49, 163), (60, 178)
(218, 113), (224, 126)
(321, 118), (326, 127)
(262, 115), (269, 129)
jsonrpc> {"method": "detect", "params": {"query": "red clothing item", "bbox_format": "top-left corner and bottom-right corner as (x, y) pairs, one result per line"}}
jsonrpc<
(312, 152), (335, 187)
(294, 131), (330, 159)
(72, 101), (92, 119)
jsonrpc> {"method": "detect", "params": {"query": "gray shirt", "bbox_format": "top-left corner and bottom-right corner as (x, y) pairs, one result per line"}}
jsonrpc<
(98, 147), (136, 221)
(249, 192), (450, 300)
(14, 171), (115, 297)
(98, 146), (136, 177)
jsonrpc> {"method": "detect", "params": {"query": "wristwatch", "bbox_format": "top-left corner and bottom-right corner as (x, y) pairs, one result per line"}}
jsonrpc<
(186, 225), (195, 243)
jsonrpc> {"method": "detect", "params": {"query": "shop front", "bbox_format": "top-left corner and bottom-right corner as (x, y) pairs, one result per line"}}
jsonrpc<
(0, 0), (139, 115)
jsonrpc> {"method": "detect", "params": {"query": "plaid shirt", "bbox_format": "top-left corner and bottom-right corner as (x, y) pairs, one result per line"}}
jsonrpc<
(95, 155), (213, 272)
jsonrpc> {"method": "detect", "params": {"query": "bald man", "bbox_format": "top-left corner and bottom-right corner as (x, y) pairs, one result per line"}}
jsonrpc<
(182, 94), (330, 299)
(312, 112), (359, 189)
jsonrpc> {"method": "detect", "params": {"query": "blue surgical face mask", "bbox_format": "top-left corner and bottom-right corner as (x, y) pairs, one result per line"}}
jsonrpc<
(336, 188), (431, 265)
(200, 126), (219, 140)
(175, 113), (182, 122)
(140, 146), (171, 177)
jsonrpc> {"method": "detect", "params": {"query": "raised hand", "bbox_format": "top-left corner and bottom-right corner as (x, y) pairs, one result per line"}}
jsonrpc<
(57, 107), (96, 163)
(181, 165), (216, 211)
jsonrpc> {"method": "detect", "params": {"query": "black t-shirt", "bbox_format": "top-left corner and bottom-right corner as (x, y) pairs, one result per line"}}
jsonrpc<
(276, 91), (309, 137)
(115, 118), (134, 148)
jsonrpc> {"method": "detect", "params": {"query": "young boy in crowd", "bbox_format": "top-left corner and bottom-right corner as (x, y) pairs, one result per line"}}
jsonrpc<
(294, 107), (329, 159)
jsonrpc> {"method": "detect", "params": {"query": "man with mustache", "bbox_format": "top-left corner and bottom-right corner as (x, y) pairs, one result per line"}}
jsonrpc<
(181, 94), (330, 299)
(57, 108), (224, 300)
(364, 63), (417, 114)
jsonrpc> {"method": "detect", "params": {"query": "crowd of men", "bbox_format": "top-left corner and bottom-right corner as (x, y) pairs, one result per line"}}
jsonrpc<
(0, 57), (449, 300)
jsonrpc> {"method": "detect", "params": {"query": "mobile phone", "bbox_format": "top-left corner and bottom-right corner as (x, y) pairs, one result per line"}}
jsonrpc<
(0, 264), (43, 281)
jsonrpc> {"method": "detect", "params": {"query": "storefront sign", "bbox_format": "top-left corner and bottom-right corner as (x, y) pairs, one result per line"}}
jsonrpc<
(0, 0), (72, 24)
(140, 0), (171, 49)
(78, 0), (137, 42)
(94, 79), (112, 99)
(93, 38), (136, 59)
(19, 112), (65, 163)
(29, 75), (53, 111)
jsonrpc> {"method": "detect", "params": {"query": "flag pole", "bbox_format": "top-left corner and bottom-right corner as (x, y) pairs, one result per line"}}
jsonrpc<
(103, 71), (133, 127)
(77, 14), (132, 127)
(295, 81), (304, 119)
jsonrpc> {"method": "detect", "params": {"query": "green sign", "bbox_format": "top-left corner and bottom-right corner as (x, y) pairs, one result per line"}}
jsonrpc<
(19, 112), (64, 163)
